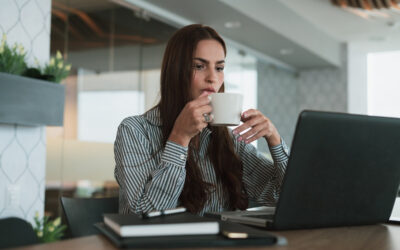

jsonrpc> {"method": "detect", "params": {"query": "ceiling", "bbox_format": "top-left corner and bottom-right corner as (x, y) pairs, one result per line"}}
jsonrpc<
(280, 0), (400, 43)
(118, 0), (341, 70)
(51, 0), (177, 53)
(117, 0), (400, 70)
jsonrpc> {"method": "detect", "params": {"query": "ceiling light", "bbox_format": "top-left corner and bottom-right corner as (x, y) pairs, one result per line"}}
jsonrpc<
(280, 49), (294, 55)
(224, 21), (241, 29)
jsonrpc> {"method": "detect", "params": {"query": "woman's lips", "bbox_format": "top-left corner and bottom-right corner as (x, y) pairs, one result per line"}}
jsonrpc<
(202, 89), (215, 95)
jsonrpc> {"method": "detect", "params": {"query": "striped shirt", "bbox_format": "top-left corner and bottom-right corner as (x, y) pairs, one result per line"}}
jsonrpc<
(114, 107), (290, 215)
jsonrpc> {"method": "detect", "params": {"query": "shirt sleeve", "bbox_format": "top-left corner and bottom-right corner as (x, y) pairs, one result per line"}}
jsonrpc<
(235, 135), (290, 206)
(114, 119), (188, 214)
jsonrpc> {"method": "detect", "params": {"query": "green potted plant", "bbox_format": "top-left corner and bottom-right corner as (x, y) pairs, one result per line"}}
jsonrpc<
(32, 212), (67, 243)
(0, 34), (71, 126)
(0, 34), (27, 75)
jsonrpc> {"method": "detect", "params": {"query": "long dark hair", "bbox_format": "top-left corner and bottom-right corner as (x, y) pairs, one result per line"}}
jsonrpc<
(157, 24), (248, 213)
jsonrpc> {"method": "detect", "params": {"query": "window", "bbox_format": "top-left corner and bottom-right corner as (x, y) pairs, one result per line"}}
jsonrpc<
(225, 47), (258, 147)
(368, 50), (400, 118)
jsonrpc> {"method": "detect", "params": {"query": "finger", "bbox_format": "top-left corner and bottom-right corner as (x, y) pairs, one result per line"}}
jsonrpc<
(202, 113), (213, 123)
(241, 109), (259, 122)
(192, 94), (211, 107)
(240, 123), (267, 142)
(244, 132), (264, 144)
(199, 91), (209, 98)
(233, 123), (251, 136)
(194, 108), (213, 124)
(234, 116), (264, 135)
(197, 104), (212, 115)
(197, 120), (209, 132)
(243, 124), (271, 144)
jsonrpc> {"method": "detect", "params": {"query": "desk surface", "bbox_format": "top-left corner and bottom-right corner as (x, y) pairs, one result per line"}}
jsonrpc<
(16, 223), (400, 250)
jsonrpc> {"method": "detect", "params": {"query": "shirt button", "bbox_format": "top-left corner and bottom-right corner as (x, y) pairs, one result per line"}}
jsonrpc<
(180, 154), (185, 160)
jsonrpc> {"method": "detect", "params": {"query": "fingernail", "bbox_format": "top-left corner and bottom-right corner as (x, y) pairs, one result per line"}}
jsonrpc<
(243, 113), (247, 118)
(238, 137), (242, 141)
(207, 95), (212, 101)
(233, 130), (237, 135)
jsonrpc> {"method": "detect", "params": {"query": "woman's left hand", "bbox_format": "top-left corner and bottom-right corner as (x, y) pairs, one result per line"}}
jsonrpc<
(232, 109), (281, 147)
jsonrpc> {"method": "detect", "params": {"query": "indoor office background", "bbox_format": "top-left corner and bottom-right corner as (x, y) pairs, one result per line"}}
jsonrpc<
(45, 0), (258, 218)
(1, 0), (400, 224)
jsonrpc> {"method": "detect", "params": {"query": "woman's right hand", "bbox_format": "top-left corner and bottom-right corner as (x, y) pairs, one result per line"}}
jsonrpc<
(168, 92), (212, 147)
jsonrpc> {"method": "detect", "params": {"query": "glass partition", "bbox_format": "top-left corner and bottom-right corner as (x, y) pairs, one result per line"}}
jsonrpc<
(45, 0), (176, 218)
(45, 0), (258, 218)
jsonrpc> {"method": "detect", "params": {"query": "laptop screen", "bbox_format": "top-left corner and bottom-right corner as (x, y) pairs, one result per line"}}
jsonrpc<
(272, 111), (400, 230)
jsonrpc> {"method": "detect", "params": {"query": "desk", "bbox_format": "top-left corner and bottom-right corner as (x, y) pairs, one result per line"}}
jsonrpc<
(16, 224), (400, 250)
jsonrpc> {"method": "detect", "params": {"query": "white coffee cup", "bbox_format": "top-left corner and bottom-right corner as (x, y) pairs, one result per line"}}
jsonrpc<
(209, 93), (243, 126)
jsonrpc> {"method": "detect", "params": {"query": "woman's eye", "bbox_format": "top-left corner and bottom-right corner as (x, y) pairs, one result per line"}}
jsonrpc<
(216, 66), (224, 72)
(193, 64), (205, 70)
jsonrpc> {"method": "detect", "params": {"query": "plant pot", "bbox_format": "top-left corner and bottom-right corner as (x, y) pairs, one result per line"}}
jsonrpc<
(0, 72), (65, 126)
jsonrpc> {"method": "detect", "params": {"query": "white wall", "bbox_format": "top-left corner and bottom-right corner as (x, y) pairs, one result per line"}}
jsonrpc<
(347, 43), (368, 115)
(46, 139), (114, 183)
(368, 51), (400, 118)
(0, 0), (51, 223)
(347, 40), (400, 116)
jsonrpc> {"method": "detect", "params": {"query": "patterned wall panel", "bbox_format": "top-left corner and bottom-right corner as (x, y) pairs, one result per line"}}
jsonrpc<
(257, 64), (298, 153)
(0, 0), (51, 65)
(297, 68), (347, 113)
(0, 125), (46, 221)
(0, 0), (51, 224)
(257, 62), (347, 153)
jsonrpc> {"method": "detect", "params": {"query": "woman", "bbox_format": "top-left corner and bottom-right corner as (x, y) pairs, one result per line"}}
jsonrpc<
(114, 24), (289, 215)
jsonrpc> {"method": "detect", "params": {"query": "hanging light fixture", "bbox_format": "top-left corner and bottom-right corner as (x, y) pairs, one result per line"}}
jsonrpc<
(331, 0), (400, 19)
(331, 0), (400, 10)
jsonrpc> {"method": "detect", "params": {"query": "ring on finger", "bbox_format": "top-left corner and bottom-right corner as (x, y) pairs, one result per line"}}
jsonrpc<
(203, 113), (211, 123)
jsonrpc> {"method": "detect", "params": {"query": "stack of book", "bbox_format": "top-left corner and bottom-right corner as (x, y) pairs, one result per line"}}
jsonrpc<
(103, 212), (219, 237)
(96, 208), (281, 248)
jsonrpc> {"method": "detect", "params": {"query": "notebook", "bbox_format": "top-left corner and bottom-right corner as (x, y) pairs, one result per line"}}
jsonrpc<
(95, 220), (283, 248)
(103, 212), (219, 237)
(212, 111), (400, 230)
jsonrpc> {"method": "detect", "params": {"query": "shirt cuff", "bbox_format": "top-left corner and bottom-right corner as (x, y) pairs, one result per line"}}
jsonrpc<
(161, 141), (188, 167)
(269, 138), (289, 164)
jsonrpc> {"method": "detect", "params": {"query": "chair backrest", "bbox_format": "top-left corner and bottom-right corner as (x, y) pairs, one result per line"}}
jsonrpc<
(60, 196), (119, 238)
(0, 217), (38, 248)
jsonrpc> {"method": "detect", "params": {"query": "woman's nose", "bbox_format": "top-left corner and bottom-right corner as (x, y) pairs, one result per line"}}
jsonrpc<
(206, 69), (217, 83)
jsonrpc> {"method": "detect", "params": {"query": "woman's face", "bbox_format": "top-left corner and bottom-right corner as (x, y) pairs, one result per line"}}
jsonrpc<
(190, 39), (225, 99)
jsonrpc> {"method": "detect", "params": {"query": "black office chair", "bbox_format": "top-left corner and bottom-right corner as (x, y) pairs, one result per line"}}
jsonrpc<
(60, 196), (119, 238)
(0, 217), (38, 248)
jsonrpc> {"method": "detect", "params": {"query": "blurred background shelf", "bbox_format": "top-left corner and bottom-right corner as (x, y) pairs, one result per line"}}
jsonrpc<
(0, 73), (65, 126)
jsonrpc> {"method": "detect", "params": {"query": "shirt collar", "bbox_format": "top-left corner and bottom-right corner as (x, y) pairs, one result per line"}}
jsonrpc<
(143, 107), (162, 126)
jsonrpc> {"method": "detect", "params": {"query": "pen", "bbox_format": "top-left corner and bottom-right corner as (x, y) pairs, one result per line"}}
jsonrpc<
(141, 207), (187, 218)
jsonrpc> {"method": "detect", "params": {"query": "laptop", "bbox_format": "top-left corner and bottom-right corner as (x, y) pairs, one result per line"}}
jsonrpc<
(218, 110), (400, 230)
